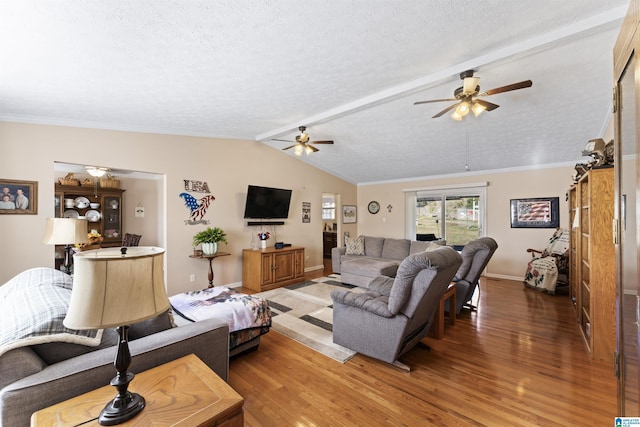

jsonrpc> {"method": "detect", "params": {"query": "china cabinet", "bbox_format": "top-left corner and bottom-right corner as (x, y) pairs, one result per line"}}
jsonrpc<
(54, 184), (125, 268)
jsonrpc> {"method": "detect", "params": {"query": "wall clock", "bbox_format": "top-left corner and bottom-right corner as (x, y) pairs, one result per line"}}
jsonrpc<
(368, 201), (380, 214)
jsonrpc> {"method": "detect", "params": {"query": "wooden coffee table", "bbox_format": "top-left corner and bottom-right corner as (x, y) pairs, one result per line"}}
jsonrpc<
(31, 354), (243, 426)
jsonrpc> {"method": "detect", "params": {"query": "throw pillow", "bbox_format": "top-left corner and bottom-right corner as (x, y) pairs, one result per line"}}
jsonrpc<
(345, 235), (365, 255)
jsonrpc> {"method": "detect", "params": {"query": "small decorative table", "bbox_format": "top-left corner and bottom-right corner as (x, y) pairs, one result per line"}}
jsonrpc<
(190, 252), (231, 287)
(431, 283), (456, 339)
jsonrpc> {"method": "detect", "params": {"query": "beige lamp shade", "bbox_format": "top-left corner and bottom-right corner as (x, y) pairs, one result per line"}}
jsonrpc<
(64, 247), (169, 330)
(42, 218), (89, 245)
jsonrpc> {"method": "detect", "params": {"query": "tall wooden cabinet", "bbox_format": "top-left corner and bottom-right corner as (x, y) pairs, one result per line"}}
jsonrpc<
(242, 246), (305, 292)
(567, 167), (615, 362)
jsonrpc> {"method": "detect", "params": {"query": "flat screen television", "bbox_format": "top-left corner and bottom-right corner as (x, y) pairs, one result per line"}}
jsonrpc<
(243, 185), (292, 219)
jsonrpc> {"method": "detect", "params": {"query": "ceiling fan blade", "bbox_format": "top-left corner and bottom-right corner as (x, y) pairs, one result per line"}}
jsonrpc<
(414, 98), (457, 105)
(479, 80), (532, 97)
(307, 144), (319, 152)
(281, 144), (298, 151)
(474, 99), (500, 111)
(432, 103), (459, 118)
(310, 140), (334, 145)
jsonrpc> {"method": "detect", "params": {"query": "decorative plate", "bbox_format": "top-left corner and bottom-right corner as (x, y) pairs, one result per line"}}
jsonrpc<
(86, 209), (101, 222)
(64, 209), (79, 218)
(74, 196), (91, 209)
(368, 201), (380, 214)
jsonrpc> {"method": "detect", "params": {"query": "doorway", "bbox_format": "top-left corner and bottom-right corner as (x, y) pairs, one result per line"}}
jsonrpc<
(322, 193), (338, 273)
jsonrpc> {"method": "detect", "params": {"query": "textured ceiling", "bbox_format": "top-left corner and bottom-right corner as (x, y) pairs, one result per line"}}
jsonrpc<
(0, 1), (629, 184)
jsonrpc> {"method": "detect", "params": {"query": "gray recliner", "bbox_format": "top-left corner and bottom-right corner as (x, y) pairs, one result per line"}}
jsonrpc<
(330, 246), (462, 370)
(450, 237), (498, 314)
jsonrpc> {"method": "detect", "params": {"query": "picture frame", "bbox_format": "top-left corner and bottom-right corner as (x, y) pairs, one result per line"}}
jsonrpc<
(302, 201), (311, 223)
(0, 179), (38, 214)
(510, 197), (559, 228)
(342, 205), (357, 224)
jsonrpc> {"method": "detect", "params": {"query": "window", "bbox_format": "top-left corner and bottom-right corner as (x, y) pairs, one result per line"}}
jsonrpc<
(405, 183), (487, 246)
(322, 195), (336, 220)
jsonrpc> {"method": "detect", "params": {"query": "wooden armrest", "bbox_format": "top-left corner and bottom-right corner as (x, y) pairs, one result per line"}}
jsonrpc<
(526, 248), (543, 258)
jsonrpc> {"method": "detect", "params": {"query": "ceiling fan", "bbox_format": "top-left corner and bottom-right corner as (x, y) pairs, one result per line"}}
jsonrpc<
(414, 70), (532, 120)
(272, 126), (334, 156)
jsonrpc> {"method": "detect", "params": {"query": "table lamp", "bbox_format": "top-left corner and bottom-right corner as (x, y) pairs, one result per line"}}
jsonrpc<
(64, 247), (169, 425)
(42, 218), (89, 274)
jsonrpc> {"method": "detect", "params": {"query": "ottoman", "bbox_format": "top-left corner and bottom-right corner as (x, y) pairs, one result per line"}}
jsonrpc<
(340, 257), (401, 288)
(169, 286), (271, 356)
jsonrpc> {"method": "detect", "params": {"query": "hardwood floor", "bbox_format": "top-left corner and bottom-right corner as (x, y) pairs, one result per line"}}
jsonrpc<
(228, 273), (617, 426)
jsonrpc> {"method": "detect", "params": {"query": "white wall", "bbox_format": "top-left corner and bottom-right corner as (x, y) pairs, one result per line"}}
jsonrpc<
(0, 121), (357, 294)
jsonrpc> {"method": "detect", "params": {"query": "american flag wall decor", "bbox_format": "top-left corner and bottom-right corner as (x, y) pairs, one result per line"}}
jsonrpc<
(510, 197), (560, 228)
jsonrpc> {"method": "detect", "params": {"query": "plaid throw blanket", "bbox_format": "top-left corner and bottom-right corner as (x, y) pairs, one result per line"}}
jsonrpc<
(0, 268), (103, 357)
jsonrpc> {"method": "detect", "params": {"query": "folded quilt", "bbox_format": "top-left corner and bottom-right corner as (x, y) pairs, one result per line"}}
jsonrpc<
(0, 268), (103, 357)
(169, 286), (271, 332)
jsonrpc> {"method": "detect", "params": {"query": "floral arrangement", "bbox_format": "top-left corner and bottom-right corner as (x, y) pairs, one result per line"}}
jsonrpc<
(75, 231), (103, 250)
(257, 231), (271, 241)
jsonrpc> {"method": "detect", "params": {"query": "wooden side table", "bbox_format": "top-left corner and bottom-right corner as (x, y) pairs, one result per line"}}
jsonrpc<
(190, 252), (231, 287)
(31, 354), (243, 427)
(431, 283), (456, 339)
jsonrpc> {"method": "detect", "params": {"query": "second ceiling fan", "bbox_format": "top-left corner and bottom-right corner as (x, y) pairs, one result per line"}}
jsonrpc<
(414, 70), (532, 120)
(273, 126), (334, 155)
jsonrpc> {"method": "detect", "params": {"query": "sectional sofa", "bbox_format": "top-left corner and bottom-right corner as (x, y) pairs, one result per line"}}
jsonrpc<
(0, 268), (230, 427)
(331, 235), (445, 287)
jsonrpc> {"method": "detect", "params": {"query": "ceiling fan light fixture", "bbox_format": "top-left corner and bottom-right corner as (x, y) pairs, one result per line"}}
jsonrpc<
(453, 101), (470, 120)
(304, 145), (314, 156)
(463, 77), (479, 94)
(471, 102), (487, 117)
(86, 167), (107, 177)
(294, 144), (304, 156)
(450, 110), (463, 121)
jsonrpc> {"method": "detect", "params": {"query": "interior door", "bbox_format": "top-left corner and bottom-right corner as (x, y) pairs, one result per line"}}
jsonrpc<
(614, 35), (640, 416)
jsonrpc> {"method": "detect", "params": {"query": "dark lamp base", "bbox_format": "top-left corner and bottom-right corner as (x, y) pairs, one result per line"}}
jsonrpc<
(98, 391), (145, 425)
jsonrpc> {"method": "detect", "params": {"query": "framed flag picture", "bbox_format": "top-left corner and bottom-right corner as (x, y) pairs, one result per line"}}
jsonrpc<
(510, 197), (559, 228)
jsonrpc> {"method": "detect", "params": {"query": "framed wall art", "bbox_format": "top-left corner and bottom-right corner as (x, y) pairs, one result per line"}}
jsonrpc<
(0, 179), (38, 214)
(302, 201), (311, 223)
(510, 197), (559, 228)
(342, 205), (357, 224)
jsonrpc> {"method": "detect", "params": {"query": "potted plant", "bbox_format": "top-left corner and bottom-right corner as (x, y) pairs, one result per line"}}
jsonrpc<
(193, 227), (228, 255)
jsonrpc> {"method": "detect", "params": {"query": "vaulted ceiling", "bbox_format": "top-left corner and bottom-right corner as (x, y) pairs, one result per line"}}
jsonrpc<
(0, 1), (629, 184)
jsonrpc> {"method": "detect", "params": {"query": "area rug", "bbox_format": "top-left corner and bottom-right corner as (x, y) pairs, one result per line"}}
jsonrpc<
(254, 274), (365, 363)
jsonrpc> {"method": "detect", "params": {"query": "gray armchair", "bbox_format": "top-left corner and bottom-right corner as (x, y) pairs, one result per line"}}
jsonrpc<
(330, 246), (462, 370)
(450, 237), (498, 313)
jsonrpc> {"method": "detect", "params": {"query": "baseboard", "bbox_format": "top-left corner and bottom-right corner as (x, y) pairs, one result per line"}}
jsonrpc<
(484, 273), (524, 282)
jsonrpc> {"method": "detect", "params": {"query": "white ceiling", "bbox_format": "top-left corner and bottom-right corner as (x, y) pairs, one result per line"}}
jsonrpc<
(0, 1), (629, 184)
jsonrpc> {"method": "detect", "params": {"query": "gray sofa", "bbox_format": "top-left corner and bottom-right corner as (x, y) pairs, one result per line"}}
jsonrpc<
(0, 268), (230, 427)
(331, 235), (445, 287)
